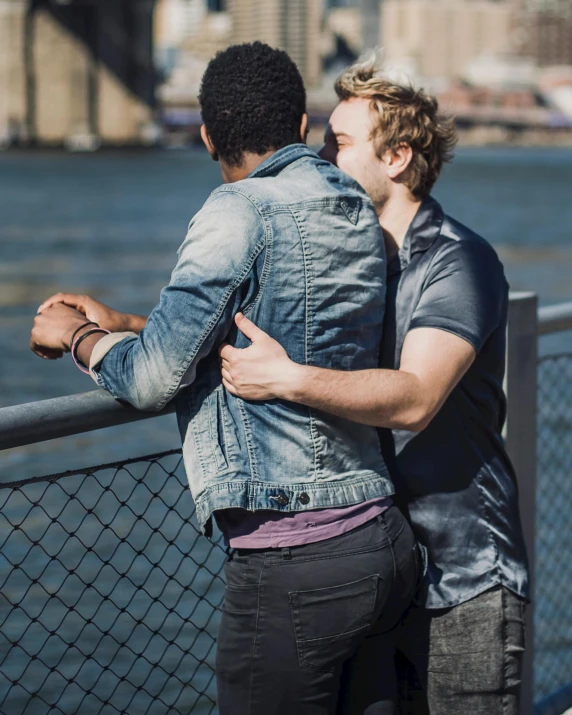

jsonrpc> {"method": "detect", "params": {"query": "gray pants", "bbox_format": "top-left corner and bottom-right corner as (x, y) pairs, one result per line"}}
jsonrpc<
(395, 586), (527, 715)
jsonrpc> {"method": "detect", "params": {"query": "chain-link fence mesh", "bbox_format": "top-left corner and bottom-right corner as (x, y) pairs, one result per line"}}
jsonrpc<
(536, 353), (572, 700)
(0, 449), (227, 715)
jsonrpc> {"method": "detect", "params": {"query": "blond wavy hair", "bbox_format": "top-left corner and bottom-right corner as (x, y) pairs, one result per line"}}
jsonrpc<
(335, 53), (457, 199)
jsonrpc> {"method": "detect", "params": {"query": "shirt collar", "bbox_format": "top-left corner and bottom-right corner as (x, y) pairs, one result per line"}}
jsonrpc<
(388, 196), (445, 277)
(247, 144), (318, 179)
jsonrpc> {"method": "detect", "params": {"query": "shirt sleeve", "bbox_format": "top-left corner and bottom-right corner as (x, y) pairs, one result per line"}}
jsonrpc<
(90, 189), (266, 411)
(408, 238), (508, 353)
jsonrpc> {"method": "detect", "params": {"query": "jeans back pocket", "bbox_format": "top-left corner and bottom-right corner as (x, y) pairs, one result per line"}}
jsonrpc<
(289, 574), (379, 673)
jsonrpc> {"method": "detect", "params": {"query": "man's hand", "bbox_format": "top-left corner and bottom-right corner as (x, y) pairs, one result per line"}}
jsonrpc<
(219, 313), (300, 400)
(30, 304), (91, 359)
(223, 323), (476, 429)
(37, 293), (146, 333)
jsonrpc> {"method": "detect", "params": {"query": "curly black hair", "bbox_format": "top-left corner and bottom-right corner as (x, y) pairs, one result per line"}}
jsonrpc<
(198, 42), (307, 167)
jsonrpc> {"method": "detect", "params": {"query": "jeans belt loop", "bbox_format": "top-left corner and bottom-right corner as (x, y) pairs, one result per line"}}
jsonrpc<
(281, 547), (292, 560)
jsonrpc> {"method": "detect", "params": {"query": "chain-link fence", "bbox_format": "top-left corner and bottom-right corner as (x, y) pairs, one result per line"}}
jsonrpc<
(1, 353), (572, 712)
(536, 353), (572, 701)
(0, 450), (227, 715)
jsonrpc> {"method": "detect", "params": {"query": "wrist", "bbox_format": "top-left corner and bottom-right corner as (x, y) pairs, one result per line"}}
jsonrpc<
(72, 327), (110, 374)
(63, 320), (96, 350)
(278, 361), (308, 402)
(124, 313), (147, 334)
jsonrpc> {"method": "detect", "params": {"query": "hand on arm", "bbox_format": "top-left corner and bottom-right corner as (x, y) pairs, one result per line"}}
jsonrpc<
(38, 293), (147, 334)
(31, 293), (146, 372)
(30, 302), (108, 361)
(219, 313), (302, 400)
(221, 236), (505, 431)
(220, 317), (475, 432)
(79, 191), (266, 411)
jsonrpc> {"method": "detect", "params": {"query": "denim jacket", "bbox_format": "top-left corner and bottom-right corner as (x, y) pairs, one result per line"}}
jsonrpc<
(90, 144), (393, 533)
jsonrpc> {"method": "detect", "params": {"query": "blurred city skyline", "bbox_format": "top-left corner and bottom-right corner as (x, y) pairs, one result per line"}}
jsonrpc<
(0, 0), (571, 149)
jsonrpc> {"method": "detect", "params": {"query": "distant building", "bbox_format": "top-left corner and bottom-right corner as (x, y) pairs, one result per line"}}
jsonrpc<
(360, 0), (381, 51)
(325, 6), (363, 60)
(155, 0), (231, 106)
(0, 0), (27, 145)
(154, 0), (207, 74)
(518, 0), (572, 67)
(382, 0), (514, 83)
(228, 0), (323, 86)
(0, 0), (157, 147)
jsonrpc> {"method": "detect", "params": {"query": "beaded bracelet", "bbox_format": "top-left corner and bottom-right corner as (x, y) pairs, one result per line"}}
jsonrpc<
(71, 327), (111, 374)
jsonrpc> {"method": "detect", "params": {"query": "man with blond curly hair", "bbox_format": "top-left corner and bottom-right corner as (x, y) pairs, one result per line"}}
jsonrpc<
(220, 55), (530, 714)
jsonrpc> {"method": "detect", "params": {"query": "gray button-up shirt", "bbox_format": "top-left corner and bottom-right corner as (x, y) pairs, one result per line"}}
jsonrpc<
(378, 196), (529, 609)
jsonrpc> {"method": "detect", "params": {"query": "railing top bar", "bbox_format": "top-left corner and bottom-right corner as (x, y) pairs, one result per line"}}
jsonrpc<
(1, 296), (572, 452)
(0, 389), (175, 452)
(537, 301), (572, 336)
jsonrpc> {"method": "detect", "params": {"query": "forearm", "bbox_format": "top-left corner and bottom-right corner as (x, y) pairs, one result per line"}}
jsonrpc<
(76, 332), (107, 369)
(283, 364), (428, 431)
(125, 314), (147, 334)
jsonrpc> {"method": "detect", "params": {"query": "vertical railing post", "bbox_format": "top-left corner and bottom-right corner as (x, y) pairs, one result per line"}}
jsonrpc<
(505, 292), (538, 715)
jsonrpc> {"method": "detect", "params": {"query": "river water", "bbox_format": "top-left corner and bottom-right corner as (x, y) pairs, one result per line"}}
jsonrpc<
(1, 146), (571, 479)
(0, 148), (571, 708)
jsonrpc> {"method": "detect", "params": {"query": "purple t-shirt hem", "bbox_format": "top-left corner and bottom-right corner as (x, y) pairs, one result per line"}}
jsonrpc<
(215, 497), (393, 549)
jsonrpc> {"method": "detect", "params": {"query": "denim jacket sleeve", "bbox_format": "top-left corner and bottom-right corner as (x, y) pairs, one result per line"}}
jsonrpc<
(90, 189), (266, 411)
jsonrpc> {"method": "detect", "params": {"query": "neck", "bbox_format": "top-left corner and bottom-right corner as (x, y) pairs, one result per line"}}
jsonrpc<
(220, 150), (276, 183)
(377, 192), (422, 259)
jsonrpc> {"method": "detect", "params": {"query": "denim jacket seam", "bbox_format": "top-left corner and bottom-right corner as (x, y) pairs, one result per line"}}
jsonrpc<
(243, 215), (273, 317)
(94, 370), (114, 396)
(154, 238), (266, 411)
(290, 207), (322, 479)
(189, 390), (210, 476)
(195, 471), (393, 494)
(217, 389), (230, 468)
(236, 400), (260, 491)
(205, 186), (273, 317)
(208, 389), (228, 471)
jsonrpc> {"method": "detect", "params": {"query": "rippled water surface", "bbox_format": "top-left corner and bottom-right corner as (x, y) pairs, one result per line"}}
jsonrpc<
(1, 146), (571, 477)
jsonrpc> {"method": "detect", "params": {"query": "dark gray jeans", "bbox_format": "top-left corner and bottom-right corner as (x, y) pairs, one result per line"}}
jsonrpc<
(395, 585), (527, 715)
(215, 505), (420, 715)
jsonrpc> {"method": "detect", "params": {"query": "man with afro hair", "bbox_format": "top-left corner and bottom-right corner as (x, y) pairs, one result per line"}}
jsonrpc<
(32, 42), (419, 714)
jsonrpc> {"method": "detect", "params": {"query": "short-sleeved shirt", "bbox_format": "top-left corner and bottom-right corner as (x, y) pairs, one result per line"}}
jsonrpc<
(378, 196), (529, 609)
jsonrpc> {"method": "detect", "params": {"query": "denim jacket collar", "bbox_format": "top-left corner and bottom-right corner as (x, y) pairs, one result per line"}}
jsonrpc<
(247, 143), (318, 179)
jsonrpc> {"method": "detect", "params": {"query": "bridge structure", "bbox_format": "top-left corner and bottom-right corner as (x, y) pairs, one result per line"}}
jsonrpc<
(0, 0), (158, 148)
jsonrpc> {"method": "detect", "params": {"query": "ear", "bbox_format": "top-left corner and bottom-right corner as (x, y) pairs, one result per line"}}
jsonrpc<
(200, 124), (219, 161)
(300, 113), (309, 144)
(384, 143), (413, 180)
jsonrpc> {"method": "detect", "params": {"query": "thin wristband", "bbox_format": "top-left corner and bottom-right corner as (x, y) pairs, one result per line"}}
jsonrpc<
(69, 321), (98, 348)
(72, 327), (111, 374)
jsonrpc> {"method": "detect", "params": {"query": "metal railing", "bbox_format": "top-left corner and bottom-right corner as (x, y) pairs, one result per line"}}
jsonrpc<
(0, 294), (571, 715)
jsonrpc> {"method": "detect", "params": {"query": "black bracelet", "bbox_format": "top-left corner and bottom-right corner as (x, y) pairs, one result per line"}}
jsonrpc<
(72, 327), (110, 371)
(69, 321), (98, 348)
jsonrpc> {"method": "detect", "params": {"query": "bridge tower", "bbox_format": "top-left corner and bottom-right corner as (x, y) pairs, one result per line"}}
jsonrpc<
(0, 0), (158, 147)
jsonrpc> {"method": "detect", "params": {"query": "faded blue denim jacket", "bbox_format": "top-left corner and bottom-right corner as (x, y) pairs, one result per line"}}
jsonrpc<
(89, 144), (393, 534)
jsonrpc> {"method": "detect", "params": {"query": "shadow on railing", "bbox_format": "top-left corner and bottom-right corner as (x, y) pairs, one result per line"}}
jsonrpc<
(1, 296), (572, 714)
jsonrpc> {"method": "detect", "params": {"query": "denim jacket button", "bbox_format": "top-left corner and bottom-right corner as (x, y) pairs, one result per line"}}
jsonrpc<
(298, 493), (310, 505)
(273, 493), (289, 506)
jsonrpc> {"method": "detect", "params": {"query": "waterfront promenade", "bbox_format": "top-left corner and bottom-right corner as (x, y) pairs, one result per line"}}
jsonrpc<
(1, 148), (572, 713)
